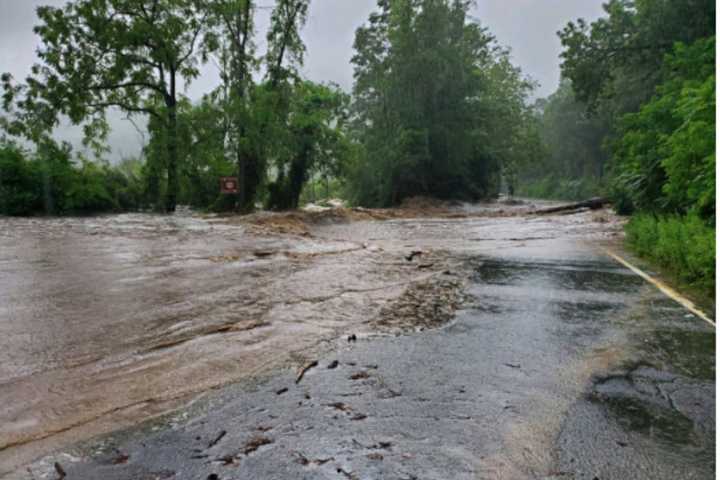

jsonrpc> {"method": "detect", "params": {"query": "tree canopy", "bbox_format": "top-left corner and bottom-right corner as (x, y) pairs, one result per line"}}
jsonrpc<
(347, 0), (538, 207)
(2, 0), (214, 212)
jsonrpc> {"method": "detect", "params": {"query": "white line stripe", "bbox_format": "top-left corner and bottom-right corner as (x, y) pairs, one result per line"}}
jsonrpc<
(604, 248), (715, 328)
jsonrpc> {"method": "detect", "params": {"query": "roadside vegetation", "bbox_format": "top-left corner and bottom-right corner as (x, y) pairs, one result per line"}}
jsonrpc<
(520, 0), (715, 293)
(625, 214), (715, 292)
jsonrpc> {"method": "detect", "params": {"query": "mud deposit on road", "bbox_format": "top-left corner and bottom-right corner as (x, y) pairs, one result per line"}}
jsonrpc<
(0, 204), (483, 474)
(2, 201), (713, 479)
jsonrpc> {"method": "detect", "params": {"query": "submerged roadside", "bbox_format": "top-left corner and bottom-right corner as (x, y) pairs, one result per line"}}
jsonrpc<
(1, 199), (714, 479)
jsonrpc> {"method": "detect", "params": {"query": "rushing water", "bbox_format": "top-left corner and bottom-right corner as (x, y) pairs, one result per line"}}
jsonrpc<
(0, 204), (634, 473)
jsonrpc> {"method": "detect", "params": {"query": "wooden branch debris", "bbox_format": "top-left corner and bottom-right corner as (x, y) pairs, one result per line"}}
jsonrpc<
(295, 360), (318, 384)
(532, 197), (609, 215)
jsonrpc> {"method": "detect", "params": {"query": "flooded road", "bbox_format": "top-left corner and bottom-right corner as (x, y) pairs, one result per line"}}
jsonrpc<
(0, 203), (714, 478)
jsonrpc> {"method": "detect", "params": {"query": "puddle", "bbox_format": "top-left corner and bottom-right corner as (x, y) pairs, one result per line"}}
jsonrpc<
(645, 329), (716, 381)
(590, 369), (697, 446)
(474, 259), (643, 293)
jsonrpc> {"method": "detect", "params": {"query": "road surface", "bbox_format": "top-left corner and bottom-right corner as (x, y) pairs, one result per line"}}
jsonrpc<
(0, 203), (714, 479)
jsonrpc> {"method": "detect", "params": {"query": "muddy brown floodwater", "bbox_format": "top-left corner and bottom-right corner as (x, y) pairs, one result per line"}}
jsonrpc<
(0, 200), (708, 479)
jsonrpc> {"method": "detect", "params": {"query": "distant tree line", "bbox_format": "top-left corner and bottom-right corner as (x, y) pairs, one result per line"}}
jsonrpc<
(1, 0), (347, 214)
(0, 0), (543, 215)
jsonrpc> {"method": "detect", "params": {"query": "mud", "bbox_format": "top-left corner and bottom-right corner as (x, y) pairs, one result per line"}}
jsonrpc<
(0, 201), (495, 473)
(0, 199), (711, 479)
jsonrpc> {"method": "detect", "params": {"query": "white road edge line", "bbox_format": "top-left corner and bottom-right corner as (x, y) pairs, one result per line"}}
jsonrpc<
(604, 248), (715, 328)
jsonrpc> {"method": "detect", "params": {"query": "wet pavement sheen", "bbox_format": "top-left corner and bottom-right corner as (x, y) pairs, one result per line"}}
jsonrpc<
(0, 208), (715, 479)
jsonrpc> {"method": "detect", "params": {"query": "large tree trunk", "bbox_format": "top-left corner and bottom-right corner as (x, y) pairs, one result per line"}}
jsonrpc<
(237, 148), (246, 211)
(533, 197), (609, 215)
(165, 72), (178, 214)
(233, 1), (253, 212)
(287, 144), (311, 209)
(239, 151), (261, 212)
(165, 98), (178, 213)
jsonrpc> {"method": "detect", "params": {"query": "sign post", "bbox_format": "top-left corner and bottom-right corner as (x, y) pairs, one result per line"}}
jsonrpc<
(220, 177), (239, 194)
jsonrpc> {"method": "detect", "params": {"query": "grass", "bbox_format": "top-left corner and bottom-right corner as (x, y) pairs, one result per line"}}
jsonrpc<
(625, 213), (715, 295)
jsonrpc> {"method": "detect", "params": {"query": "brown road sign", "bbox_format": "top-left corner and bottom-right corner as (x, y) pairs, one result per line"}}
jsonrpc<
(220, 177), (239, 194)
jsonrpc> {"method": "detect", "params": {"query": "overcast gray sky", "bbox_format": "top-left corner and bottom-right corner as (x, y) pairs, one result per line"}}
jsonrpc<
(0, 0), (606, 160)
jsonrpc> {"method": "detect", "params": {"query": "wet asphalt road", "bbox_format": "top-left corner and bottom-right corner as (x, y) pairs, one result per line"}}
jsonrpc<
(23, 238), (715, 480)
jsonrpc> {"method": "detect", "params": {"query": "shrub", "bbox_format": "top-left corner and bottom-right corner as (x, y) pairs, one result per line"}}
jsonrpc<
(0, 140), (146, 216)
(0, 143), (43, 215)
(626, 213), (715, 292)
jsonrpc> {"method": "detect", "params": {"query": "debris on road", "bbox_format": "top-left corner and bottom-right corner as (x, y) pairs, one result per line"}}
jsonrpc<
(295, 361), (319, 384)
(111, 452), (130, 464)
(405, 251), (423, 261)
(326, 402), (352, 412)
(373, 273), (468, 332)
(53, 462), (66, 479)
(337, 467), (359, 479)
(294, 452), (334, 466)
(350, 371), (370, 380)
(208, 430), (227, 449)
(242, 436), (273, 455)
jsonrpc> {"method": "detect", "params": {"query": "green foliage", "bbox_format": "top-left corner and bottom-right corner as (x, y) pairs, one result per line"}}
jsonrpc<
(2, 0), (215, 212)
(559, 1), (715, 297)
(559, 0), (715, 115)
(626, 214), (715, 292)
(266, 81), (349, 210)
(611, 37), (715, 218)
(266, 0), (309, 84)
(64, 158), (116, 213)
(348, 0), (538, 206)
(299, 175), (345, 206)
(519, 80), (609, 198)
(661, 69), (715, 218)
(0, 143), (43, 215)
(0, 140), (145, 216)
(143, 97), (236, 210)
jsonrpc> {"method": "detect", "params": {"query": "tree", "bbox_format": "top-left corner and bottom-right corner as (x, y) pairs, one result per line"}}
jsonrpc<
(1, 0), (213, 212)
(348, 0), (536, 206)
(206, 0), (310, 212)
(611, 37), (715, 218)
(517, 79), (610, 199)
(559, 0), (715, 115)
(266, 81), (349, 210)
(207, 0), (256, 210)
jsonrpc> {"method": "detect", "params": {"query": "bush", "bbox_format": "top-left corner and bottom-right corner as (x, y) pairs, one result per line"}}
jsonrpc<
(0, 143), (43, 215)
(626, 213), (715, 292)
(611, 37), (715, 219)
(0, 140), (146, 216)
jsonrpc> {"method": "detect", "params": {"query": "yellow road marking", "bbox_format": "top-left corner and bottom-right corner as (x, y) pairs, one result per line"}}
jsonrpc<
(603, 248), (715, 328)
